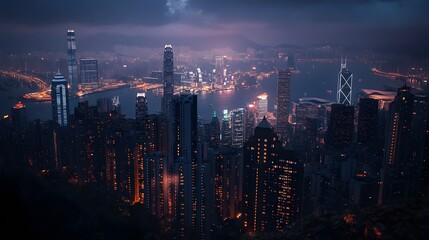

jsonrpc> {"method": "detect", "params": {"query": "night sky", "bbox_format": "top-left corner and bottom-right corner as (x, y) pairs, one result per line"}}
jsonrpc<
(0, 0), (428, 53)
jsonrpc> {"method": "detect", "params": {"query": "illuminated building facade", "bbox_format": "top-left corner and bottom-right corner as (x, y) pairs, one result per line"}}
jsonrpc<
(292, 97), (333, 132)
(213, 148), (242, 221)
(135, 93), (148, 121)
(382, 86), (428, 202)
(231, 108), (246, 148)
(51, 72), (69, 127)
(277, 70), (291, 139)
(245, 103), (257, 140)
(243, 117), (303, 232)
(162, 44), (174, 117)
(11, 101), (27, 129)
(384, 86), (414, 172)
(256, 93), (268, 122)
(67, 30), (78, 92)
(79, 58), (98, 85)
(144, 152), (168, 217)
(221, 109), (232, 147)
(168, 94), (198, 239)
(337, 59), (353, 105)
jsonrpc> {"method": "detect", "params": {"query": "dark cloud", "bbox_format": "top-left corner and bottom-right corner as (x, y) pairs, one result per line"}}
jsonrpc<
(0, 0), (428, 52)
(0, 0), (171, 26)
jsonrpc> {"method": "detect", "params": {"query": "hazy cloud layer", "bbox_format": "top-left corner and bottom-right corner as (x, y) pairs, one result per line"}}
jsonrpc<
(0, 0), (428, 52)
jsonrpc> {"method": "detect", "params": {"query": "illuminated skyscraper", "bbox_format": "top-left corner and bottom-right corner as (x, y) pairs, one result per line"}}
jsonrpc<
(382, 86), (429, 201)
(168, 94), (198, 238)
(277, 70), (291, 139)
(243, 117), (303, 232)
(384, 86), (414, 172)
(208, 111), (220, 149)
(162, 44), (174, 116)
(135, 93), (148, 121)
(79, 58), (98, 86)
(144, 152), (168, 217)
(11, 101), (27, 129)
(257, 93), (268, 122)
(221, 109), (232, 147)
(67, 30), (78, 92)
(213, 148), (242, 221)
(337, 59), (353, 105)
(51, 72), (69, 127)
(245, 103), (257, 140)
(231, 108), (246, 148)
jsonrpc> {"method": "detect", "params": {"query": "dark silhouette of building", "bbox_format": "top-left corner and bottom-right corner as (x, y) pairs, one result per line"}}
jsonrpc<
(383, 85), (428, 202)
(208, 111), (220, 149)
(327, 104), (354, 147)
(357, 98), (379, 145)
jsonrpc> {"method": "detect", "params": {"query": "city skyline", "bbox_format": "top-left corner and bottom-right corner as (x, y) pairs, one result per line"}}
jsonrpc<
(1, 2), (429, 240)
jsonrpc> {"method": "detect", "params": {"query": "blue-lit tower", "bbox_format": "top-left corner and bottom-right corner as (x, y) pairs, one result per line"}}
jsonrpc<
(51, 72), (69, 126)
(337, 58), (353, 105)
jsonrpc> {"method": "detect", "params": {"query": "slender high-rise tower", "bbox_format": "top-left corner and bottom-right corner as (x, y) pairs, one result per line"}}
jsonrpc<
(67, 30), (78, 93)
(231, 108), (246, 148)
(51, 72), (69, 126)
(168, 94), (198, 238)
(162, 44), (174, 117)
(277, 70), (291, 139)
(337, 58), (353, 105)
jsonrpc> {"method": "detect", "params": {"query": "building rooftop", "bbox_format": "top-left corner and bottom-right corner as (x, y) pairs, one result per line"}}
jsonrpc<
(296, 97), (335, 106)
(256, 116), (273, 129)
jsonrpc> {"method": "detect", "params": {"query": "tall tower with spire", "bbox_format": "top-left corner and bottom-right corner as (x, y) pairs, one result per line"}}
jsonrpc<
(162, 44), (174, 117)
(337, 57), (353, 105)
(67, 30), (78, 94)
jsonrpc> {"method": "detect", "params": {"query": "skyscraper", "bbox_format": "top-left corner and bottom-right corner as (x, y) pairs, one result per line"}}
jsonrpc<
(221, 109), (232, 147)
(384, 86), (414, 172)
(357, 98), (379, 145)
(231, 108), (246, 148)
(135, 93), (148, 121)
(11, 101), (27, 129)
(327, 104), (354, 147)
(245, 103), (257, 141)
(257, 93), (268, 122)
(382, 85), (428, 201)
(67, 30), (78, 93)
(277, 70), (291, 139)
(208, 111), (220, 149)
(51, 72), (69, 127)
(243, 117), (303, 232)
(79, 58), (99, 86)
(162, 44), (174, 117)
(337, 59), (353, 105)
(168, 94), (198, 238)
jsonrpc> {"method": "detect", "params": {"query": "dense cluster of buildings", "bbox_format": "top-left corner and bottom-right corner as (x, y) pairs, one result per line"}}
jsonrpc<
(1, 31), (429, 239)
